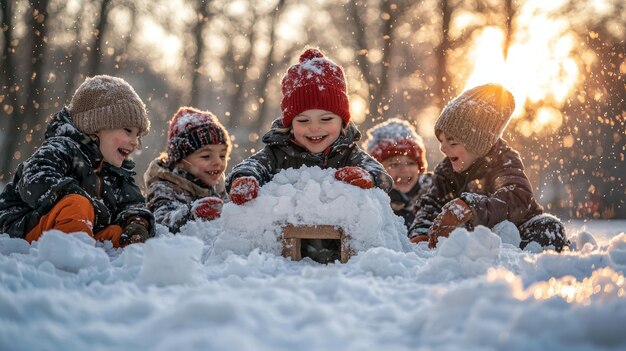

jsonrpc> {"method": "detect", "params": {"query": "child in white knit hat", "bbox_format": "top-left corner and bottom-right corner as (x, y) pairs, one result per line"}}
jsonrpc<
(364, 118), (432, 229)
(409, 83), (568, 252)
(0, 75), (154, 248)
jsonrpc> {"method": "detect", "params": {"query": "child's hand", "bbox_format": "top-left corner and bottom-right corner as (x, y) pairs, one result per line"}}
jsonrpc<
(230, 177), (260, 205)
(334, 166), (374, 189)
(192, 197), (223, 220)
(120, 218), (150, 247)
(427, 198), (472, 248)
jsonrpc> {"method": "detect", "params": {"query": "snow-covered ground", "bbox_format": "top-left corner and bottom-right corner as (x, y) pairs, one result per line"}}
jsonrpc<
(1, 167), (625, 351)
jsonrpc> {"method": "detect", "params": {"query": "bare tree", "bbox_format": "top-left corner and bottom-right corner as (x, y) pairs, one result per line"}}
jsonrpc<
(85, 0), (112, 77)
(189, 0), (212, 107)
(0, 0), (18, 179)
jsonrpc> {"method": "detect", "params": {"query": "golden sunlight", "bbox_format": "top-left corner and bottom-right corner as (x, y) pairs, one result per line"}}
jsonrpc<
(349, 95), (367, 125)
(464, 5), (582, 136)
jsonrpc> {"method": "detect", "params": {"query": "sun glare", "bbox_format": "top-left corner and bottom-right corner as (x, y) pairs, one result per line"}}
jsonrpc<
(464, 6), (581, 136)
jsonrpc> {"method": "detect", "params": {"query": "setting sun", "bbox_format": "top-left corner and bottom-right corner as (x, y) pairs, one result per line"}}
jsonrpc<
(464, 8), (581, 136)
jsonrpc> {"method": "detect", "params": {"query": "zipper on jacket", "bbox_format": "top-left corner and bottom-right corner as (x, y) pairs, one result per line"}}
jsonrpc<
(95, 159), (104, 197)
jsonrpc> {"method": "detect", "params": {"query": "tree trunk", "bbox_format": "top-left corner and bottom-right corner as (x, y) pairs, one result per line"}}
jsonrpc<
(190, 1), (211, 107)
(86, 0), (112, 77)
(435, 0), (451, 107)
(503, 0), (514, 59)
(253, 0), (287, 132)
(14, 0), (49, 176)
(0, 0), (18, 179)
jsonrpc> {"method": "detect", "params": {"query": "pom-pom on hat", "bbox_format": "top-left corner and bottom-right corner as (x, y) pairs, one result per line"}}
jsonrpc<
(364, 118), (427, 173)
(167, 107), (230, 164)
(435, 83), (515, 157)
(280, 48), (350, 127)
(69, 75), (150, 135)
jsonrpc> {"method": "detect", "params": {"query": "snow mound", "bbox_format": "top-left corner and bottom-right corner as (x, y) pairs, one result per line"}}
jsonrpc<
(37, 230), (110, 273)
(212, 166), (409, 259)
(138, 235), (203, 286)
(417, 226), (502, 282)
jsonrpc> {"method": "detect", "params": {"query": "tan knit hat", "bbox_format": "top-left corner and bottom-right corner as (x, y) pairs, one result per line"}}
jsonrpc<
(435, 83), (514, 157)
(68, 75), (150, 136)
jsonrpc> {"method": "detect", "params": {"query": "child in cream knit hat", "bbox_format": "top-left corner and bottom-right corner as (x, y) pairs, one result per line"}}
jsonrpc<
(0, 75), (154, 248)
(409, 83), (568, 252)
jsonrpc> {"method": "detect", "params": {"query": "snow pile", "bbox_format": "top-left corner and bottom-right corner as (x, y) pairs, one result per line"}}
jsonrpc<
(1, 166), (626, 350)
(210, 166), (408, 260)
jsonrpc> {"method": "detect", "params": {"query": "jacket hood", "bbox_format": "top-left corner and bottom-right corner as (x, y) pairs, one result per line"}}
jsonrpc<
(144, 157), (221, 198)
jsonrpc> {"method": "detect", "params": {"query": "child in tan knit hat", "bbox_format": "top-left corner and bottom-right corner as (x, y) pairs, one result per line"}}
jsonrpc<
(144, 107), (231, 233)
(0, 75), (154, 248)
(408, 83), (568, 252)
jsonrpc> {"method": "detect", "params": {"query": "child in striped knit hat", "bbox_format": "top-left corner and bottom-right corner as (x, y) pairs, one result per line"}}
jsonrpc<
(364, 118), (432, 229)
(144, 107), (231, 233)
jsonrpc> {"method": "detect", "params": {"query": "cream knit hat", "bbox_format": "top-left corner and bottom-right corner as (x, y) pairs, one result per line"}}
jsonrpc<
(434, 83), (515, 157)
(68, 75), (150, 135)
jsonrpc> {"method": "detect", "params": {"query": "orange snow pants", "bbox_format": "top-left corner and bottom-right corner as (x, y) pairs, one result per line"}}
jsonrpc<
(25, 194), (123, 247)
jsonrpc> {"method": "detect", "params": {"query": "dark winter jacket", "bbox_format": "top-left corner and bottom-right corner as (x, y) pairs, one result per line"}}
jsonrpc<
(408, 139), (543, 237)
(144, 156), (229, 233)
(389, 173), (432, 228)
(0, 108), (155, 238)
(226, 119), (393, 192)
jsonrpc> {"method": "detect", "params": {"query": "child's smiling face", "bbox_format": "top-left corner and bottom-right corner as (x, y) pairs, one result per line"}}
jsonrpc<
(437, 131), (479, 172)
(382, 155), (421, 193)
(176, 144), (229, 187)
(291, 109), (343, 154)
(96, 127), (140, 168)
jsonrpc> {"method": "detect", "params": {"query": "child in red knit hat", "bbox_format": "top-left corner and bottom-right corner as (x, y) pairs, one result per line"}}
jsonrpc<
(144, 107), (231, 233)
(364, 118), (432, 229)
(226, 47), (392, 262)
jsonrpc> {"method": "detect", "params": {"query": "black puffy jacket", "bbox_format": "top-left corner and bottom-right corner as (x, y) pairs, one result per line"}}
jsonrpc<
(226, 118), (392, 192)
(0, 108), (154, 238)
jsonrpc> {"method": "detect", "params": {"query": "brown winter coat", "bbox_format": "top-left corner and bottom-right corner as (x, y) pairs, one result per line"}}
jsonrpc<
(409, 139), (544, 236)
(144, 156), (229, 233)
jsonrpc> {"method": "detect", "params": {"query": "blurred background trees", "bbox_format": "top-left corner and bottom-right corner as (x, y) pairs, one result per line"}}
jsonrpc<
(1, 0), (624, 219)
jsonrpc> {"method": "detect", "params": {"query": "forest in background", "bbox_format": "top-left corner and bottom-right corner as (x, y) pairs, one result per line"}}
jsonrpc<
(1, 0), (624, 219)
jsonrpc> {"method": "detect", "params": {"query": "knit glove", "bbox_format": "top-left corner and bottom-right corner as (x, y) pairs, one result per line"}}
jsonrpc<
(427, 198), (473, 248)
(192, 196), (224, 220)
(334, 166), (374, 189)
(119, 217), (151, 247)
(230, 176), (260, 205)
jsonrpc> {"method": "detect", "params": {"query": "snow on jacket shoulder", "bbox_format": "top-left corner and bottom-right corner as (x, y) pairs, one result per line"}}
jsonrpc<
(144, 157), (228, 233)
(409, 139), (543, 236)
(226, 118), (392, 192)
(0, 108), (154, 238)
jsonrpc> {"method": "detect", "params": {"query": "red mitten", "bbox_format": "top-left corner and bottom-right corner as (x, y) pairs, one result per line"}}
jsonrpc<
(334, 166), (374, 189)
(192, 196), (224, 220)
(229, 177), (260, 205)
(427, 198), (473, 248)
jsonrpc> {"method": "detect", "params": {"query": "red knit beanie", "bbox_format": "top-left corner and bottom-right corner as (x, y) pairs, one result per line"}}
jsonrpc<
(280, 48), (350, 127)
(167, 107), (230, 164)
(364, 118), (427, 173)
